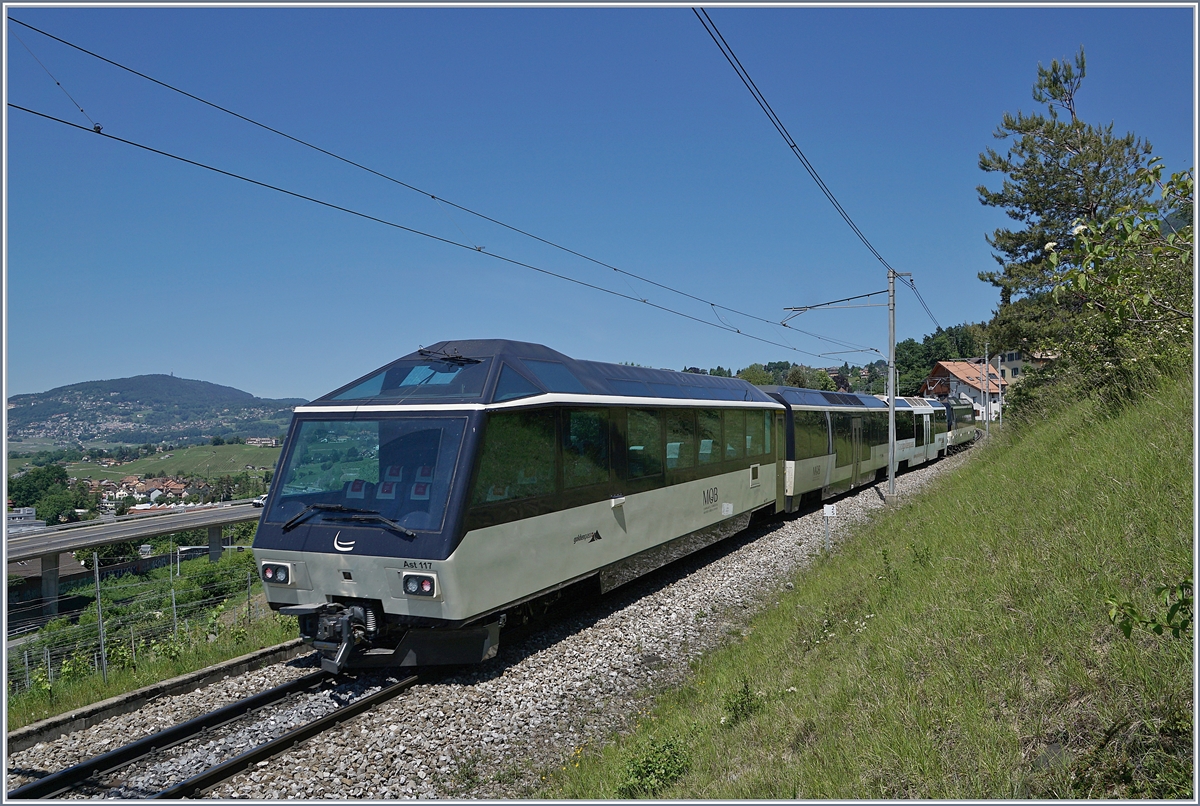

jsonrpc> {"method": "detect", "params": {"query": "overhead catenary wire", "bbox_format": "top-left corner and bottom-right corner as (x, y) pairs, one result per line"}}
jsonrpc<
(10, 27), (99, 131)
(8, 16), (873, 358)
(12, 102), (874, 362)
(692, 8), (943, 333)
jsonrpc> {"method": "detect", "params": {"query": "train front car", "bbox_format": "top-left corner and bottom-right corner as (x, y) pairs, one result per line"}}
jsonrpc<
(254, 340), (782, 674)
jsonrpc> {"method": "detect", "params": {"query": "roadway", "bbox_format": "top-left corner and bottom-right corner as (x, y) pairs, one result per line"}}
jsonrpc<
(6, 501), (265, 617)
(7, 500), (263, 562)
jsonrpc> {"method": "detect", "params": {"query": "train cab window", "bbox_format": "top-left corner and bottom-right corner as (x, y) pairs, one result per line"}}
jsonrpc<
(520, 359), (588, 394)
(471, 409), (556, 505)
(697, 410), (721, 465)
(724, 410), (745, 460)
(746, 410), (769, 457)
(665, 409), (697, 470)
(493, 364), (542, 402)
(328, 357), (491, 401)
(627, 409), (663, 478)
(564, 409), (610, 488)
(270, 417), (466, 533)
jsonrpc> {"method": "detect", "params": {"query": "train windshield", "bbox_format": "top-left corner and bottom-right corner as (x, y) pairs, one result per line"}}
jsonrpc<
(266, 417), (467, 533)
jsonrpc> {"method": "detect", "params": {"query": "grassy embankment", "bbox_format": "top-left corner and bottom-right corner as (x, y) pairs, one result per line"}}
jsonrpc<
(545, 376), (1192, 799)
(62, 444), (281, 482)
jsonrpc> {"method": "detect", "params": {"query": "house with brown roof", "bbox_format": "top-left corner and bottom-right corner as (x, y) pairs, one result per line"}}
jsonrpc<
(919, 360), (1007, 419)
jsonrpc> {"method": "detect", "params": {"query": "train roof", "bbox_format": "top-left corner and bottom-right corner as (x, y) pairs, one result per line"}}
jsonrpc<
(759, 386), (888, 410)
(312, 339), (778, 406)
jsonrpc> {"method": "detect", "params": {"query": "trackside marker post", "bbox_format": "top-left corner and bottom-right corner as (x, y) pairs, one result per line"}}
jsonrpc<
(822, 504), (836, 552)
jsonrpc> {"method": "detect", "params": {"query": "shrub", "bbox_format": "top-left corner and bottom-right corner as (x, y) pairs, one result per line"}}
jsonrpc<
(616, 735), (689, 797)
(722, 677), (763, 727)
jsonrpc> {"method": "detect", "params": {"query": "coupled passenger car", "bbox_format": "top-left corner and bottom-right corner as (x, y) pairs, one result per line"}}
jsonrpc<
(253, 340), (973, 673)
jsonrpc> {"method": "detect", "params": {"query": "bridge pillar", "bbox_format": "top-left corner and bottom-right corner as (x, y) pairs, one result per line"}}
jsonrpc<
(208, 526), (223, 563)
(40, 552), (60, 618)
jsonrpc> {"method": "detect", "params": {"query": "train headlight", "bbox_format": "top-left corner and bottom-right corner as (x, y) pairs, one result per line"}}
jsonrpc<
(402, 573), (436, 597)
(261, 563), (291, 585)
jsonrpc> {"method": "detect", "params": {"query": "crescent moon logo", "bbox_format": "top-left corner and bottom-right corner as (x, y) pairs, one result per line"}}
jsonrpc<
(333, 531), (355, 553)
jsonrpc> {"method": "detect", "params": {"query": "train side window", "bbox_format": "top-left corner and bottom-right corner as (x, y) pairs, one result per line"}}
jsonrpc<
(833, 413), (853, 466)
(872, 412), (888, 446)
(564, 409), (609, 488)
(794, 410), (825, 459)
(697, 409), (721, 466)
(724, 410), (745, 460)
(746, 410), (768, 457)
(895, 410), (915, 441)
(626, 409), (663, 479)
(665, 409), (697, 470)
(470, 410), (556, 505)
(493, 364), (541, 402)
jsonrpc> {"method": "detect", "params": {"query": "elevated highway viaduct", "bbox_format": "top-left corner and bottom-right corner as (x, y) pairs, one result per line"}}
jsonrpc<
(7, 502), (263, 617)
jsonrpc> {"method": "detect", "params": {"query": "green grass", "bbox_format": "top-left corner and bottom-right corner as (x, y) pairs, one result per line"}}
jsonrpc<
(7, 609), (299, 730)
(63, 444), (281, 482)
(545, 375), (1193, 799)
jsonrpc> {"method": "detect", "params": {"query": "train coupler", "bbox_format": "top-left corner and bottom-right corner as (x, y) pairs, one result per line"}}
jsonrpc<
(280, 602), (372, 674)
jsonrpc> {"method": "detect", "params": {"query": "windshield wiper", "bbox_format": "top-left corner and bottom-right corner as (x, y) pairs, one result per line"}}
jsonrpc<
(325, 512), (417, 540)
(281, 503), (376, 533)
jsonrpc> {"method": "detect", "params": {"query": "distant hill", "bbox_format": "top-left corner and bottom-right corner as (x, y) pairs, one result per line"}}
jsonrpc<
(6, 374), (307, 447)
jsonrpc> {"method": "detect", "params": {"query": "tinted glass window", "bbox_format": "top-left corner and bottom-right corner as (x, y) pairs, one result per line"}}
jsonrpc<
(666, 409), (696, 470)
(794, 410), (827, 460)
(627, 409), (663, 478)
(564, 409), (609, 488)
(833, 413), (853, 466)
(896, 410), (915, 441)
(915, 414), (925, 446)
(269, 417), (466, 532)
(608, 379), (650, 397)
(724, 410), (745, 460)
(521, 359), (588, 394)
(746, 410), (770, 457)
(698, 410), (721, 465)
(647, 383), (686, 398)
(471, 410), (556, 505)
(493, 364), (541, 402)
(330, 357), (491, 401)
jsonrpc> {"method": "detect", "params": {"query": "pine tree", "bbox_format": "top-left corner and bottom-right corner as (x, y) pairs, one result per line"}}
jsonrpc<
(977, 48), (1155, 306)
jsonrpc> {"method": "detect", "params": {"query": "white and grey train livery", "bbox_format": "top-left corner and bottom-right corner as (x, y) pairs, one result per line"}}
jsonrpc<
(253, 340), (974, 673)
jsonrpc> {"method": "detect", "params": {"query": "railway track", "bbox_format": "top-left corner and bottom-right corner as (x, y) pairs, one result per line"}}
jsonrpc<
(7, 671), (419, 800)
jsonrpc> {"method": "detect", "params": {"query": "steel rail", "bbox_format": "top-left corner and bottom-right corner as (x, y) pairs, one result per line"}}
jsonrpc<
(153, 673), (420, 799)
(6, 670), (329, 799)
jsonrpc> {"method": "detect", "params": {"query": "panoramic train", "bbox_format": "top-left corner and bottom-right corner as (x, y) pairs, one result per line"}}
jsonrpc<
(252, 340), (976, 673)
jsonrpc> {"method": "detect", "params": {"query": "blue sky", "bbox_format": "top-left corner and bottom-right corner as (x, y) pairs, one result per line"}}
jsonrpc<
(4, 5), (1194, 401)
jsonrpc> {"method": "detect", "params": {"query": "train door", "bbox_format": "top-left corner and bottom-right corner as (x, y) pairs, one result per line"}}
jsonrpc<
(922, 414), (932, 461)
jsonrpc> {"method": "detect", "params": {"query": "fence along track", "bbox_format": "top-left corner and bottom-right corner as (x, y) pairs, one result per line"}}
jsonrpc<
(6, 670), (330, 799)
(155, 674), (420, 799)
